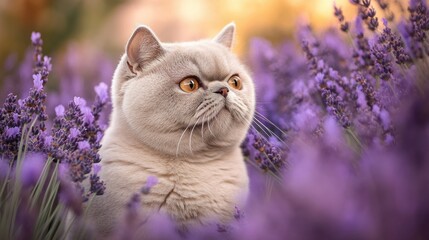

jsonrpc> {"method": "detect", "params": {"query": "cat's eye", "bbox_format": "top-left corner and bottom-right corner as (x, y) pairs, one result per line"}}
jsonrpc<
(179, 77), (200, 93)
(227, 75), (242, 90)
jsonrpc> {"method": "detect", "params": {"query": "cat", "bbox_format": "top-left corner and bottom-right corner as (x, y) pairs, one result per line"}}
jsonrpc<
(87, 23), (256, 235)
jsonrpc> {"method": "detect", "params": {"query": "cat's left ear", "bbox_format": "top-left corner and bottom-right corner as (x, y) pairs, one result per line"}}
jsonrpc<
(126, 25), (164, 74)
(214, 23), (236, 49)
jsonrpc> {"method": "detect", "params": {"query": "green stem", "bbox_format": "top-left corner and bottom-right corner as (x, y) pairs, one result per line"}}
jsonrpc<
(29, 157), (53, 209)
(34, 164), (60, 238)
(75, 194), (96, 240)
(345, 127), (364, 153)
(62, 211), (77, 239)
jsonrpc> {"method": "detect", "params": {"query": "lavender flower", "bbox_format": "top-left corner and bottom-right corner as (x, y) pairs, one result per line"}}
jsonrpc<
(244, 128), (285, 173)
(89, 164), (105, 195)
(69, 127), (80, 139)
(33, 73), (43, 91)
(55, 104), (65, 117)
(73, 97), (86, 110)
(354, 0), (379, 31)
(94, 82), (108, 104)
(379, 19), (412, 65)
(334, 4), (350, 32)
(234, 206), (244, 221)
(5, 127), (20, 139)
(300, 33), (352, 129)
(371, 43), (392, 81)
(81, 107), (94, 124)
(78, 140), (90, 150)
(0, 95), (23, 161)
(58, 164), (83, 216)
(352, 17), (374, 70)
(20, 152), (45, 187)
(376, 0), (394, 21)
(141, 175), (159, 194)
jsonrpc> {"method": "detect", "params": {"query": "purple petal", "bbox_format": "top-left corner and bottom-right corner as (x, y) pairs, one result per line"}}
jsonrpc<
(5, 127), (20, 138)
(69, 128), (81, 139)
(73, 97), (87, 109)
(95, 82), (108, 104)
(92, 163), (102, 175)
(21, 153), (45, 187)
(55, 105), (65, 117)
(32, 73), (43, 91)
(81, 107), (94, 124)
(31, 32), (41, 44)
(78, 140), (90, 150)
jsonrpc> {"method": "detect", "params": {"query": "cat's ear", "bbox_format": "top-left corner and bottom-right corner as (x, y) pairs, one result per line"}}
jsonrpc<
(214, 23), (235, 49)
(126, 25), (164, 74)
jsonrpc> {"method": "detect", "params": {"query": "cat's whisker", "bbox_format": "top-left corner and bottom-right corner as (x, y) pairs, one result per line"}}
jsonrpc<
(243, 117), (269, 140)
(253, 117), (286, 146)
(250, 118), (278, 142)
(244, 116), (289, 150)
(254, 111), (288, 137)
(201, 114), (206, 140)
(189, 117), (201, 155)
(207, 115), (216, 138)
(176, 122), (193, 157)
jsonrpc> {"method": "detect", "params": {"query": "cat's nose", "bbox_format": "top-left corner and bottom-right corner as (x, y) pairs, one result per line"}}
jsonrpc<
(214, 87), (229, 98)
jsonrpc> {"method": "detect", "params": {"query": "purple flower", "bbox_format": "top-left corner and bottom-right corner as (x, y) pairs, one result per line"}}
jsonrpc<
(92, 163), (101, 175)
(73, 97), (86, 110)
(20, 152), (45, 187)
(32, 73), (43, 91)
(77, 140), (90, 150)
(58, 166), (83, 216)
(89, 165), (105, 195)
(234, 206), (244, 221)
(96, 131), (103, 143)
(43, 56), (52, 72)
(54, 105), (65, 117)
(141, 175), (159, 194)
(371, 44), (392, 81)
(69, 127), (80, 139)
(126, 193), (141, 216)
(353, 18), (374, 70)
(5, 127), (20, 138)
(81, 107), (94, 124)
(378, 107), (391, 130)
(31, 32), (41, 45)
(43, 135), (52, 147)
(12, 113), (19, 124)
(315, 72), (324, 83)
(94, 82), (108, 104)
(334, 4), (349, 32)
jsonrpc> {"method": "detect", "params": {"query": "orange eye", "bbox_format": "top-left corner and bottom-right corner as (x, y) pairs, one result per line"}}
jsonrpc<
(227, 75), (242, 90)
(179, 77), (200, 93)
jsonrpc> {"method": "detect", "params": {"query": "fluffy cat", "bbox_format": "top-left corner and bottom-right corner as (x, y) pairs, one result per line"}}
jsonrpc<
(88, 23), (255, 234)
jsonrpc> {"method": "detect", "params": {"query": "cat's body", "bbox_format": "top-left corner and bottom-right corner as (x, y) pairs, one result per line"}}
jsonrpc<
(88, 24), (255, 234)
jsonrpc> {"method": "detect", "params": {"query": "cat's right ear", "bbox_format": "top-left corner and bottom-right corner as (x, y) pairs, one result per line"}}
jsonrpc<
(126, 26), (164, 74)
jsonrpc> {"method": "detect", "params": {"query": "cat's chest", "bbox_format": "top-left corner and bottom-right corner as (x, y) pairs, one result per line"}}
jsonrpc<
(143, 156), (249, 223)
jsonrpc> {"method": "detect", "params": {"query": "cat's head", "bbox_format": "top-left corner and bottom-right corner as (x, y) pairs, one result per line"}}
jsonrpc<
(111, 23), (255, 157)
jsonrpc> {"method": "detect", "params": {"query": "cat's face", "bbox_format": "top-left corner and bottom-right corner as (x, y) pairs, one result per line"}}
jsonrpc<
(112, 24), (255, 157)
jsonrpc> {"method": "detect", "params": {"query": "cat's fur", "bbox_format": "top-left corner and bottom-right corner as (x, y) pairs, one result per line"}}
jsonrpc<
(88, 23), (255, 234)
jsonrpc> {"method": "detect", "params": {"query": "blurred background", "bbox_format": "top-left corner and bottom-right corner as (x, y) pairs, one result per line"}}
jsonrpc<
(0, 0), (356, 67)
(0, 0), (408, 112)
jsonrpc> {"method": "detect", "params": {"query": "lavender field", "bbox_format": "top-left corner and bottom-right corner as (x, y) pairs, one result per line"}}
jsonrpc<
(1, 0), (429, 239)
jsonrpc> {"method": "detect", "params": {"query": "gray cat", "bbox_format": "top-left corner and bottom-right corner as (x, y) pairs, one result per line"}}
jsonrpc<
(88, 23), (256, 234)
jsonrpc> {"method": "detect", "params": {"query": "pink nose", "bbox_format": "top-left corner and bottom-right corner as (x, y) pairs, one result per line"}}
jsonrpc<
(215, 87), (229, 98)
